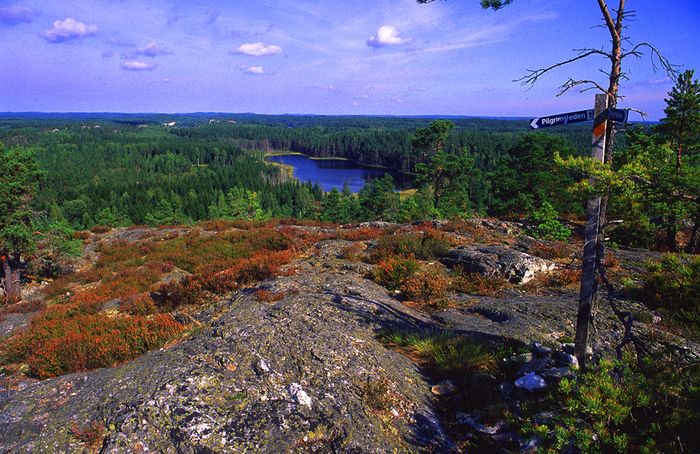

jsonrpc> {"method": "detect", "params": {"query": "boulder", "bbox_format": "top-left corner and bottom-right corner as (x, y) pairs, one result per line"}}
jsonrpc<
(442, 245), (555, 284)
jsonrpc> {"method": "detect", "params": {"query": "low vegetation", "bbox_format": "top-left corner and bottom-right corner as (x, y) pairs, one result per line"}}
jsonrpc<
(637, 254), (700, 337)
(519, 359), (700, 453)
(0, 225), (312, 378)
(380, 330), (497, 377)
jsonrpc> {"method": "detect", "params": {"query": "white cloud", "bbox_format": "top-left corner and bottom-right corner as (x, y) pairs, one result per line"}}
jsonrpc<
(367, 25), (410, 47)
(134, 42), (172, 57)
(244, 65), (265, 75)
(0, 4), (38, 25)
(233, 42), (282, 56)
(43, 17), (97, 43)
(120, 60), (157, 71)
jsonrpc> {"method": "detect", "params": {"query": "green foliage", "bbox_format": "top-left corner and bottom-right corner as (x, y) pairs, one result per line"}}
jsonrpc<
(491, 133), (581, 215)
(639, 254), (700, 337)
(528, 201), (571, 241)
(657, 69), (700, 167)
(43, 220), (83, 258)
(0, 145), (45, 255)
(520, 359), (700, 453)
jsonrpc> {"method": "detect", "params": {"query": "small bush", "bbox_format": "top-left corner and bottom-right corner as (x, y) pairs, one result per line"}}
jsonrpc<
(255, 289), (285, 303)
(519, 359), (700, 453)
(372, 256), (421, 290)
(1, 299), (45, 314)
(90, 225), (112, 234)
(121, 294), (157, 316)
(400, 267), (450, 303)
(528, 240), (574, 260)
(639, 254), (700, 337)
(337, 226), (384, 241)
(70, 421), (105, 450)
(2, 313), (185, 378)
(528, 201), (571, 241)
(451, 271), (509, 296)
(340, 242), (366, 261)
(371, 229), (452, 262)
(72, 231), (91, 240)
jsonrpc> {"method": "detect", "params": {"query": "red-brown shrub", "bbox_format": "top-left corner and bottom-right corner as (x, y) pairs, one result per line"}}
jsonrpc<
(340, 242), (366, 261)
(72, 231), (91, 240)
(121, 294), (157, 316)
(400, 267), (451, 303)
(337, 226), (384, 241)
(70, 421), (105, 449)
(255, 289), (286, 303)
(372, 256), (421, 290)
(90, 225), (112, 234)
(2, 313), (184, 378)
(451, 271), (509, 297)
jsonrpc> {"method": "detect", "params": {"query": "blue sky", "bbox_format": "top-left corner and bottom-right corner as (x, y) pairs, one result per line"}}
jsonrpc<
(1, 0), (698, 119)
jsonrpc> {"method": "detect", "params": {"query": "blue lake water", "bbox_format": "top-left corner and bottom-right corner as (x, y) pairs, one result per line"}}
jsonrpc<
(266, 154), (411, 193)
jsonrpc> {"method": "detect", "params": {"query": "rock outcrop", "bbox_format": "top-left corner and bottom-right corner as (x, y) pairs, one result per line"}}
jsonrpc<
(441, 245), (555, 284)
(0, 267), (453, 453)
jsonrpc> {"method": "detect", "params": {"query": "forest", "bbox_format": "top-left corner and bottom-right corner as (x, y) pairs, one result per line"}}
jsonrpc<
(1, 73), (697, 256)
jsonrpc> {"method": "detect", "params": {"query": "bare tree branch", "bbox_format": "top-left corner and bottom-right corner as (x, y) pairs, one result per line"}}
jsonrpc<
(557, 78), (608, 97)
(513, 50), (605, 87)
(621, 42), (679, 81)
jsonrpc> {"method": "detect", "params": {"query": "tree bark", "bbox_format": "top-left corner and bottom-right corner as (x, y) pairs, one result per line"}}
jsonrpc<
(686, 211), (700, 253)
(1, 255), (21, 304)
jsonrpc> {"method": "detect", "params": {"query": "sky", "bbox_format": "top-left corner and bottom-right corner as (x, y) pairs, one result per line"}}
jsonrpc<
(1, 0), (699, 119)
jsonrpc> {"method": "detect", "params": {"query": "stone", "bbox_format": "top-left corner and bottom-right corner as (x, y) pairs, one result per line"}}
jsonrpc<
(441, 245), (555, 284)
(517, 357), (550, 376)
(561, 343), (575, 355)
(530, 341), (552, 356)
(553, 351), (579, 369)
(540, 367), (575, 380)
(431, 379), (456, 396)
(514, 372), (547, 391)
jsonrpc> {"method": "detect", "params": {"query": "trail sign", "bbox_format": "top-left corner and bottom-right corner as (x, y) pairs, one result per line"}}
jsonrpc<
(606, 107), (629, 123)
(530, 109), (595, 129)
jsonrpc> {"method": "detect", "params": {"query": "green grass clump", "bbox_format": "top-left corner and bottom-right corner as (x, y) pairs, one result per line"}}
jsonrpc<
(380, 330), (496, 376)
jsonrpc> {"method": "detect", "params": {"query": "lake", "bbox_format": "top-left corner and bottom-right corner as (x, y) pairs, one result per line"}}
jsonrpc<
(265, 154), (412, 193)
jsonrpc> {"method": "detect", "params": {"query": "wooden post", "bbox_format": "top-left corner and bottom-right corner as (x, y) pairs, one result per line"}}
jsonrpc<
(574, 93), (608, 368)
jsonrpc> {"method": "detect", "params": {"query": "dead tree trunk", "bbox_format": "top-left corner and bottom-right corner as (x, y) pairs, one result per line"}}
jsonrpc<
(1, 255), (22, 304)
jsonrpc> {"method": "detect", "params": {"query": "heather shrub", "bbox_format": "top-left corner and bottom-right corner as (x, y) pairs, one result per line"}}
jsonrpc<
(528, 240), (574, 260)
(340, 242), (366, 261)
(451, 271), (509, 297)
(255, 289), (286, 303)
(90, 225), (111, 234)
(400, 267), (450, 303)
(337, 226), (384, 241)
(121, 294), (157, 316)
(2, 313), (184, 378)
(372, 256), (420, 290)
(371, 229), (451, 262)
